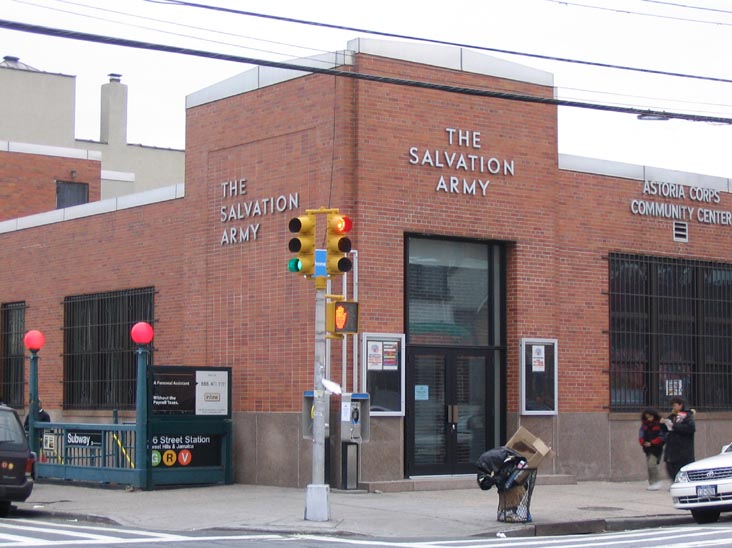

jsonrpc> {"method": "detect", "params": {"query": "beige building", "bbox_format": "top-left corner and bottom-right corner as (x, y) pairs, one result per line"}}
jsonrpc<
(0, 55), (183, 199)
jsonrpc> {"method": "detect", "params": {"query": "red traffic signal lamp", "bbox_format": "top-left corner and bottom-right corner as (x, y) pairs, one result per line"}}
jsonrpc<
(288, 214), (316, 276)
(326, 214), (352, 276)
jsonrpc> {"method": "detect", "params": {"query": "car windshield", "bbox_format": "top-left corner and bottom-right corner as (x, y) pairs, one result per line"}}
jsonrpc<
(0, 412), (26, 446)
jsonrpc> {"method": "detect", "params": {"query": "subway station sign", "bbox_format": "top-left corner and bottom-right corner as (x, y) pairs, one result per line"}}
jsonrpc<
(150, 434), (222, 468)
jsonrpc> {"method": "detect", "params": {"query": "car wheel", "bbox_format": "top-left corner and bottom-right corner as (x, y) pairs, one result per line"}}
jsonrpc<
(0, 502), (10, 518)
(691, 509), (721, 524)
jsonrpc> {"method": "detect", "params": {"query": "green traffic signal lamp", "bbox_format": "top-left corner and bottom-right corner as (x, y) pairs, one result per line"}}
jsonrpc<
(326, 214), (353, 276)
(288, 214), (316, 276)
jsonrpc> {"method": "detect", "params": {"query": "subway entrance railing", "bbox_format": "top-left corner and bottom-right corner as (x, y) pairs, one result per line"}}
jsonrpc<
(35, 423), (140, 485)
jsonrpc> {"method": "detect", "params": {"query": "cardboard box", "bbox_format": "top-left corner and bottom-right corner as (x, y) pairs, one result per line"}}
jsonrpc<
(506, 426), (551, 469)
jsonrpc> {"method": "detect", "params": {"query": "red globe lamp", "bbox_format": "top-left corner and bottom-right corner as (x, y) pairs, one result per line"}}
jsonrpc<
(130, 322), (154, 345)
(23, 330), (45, 352)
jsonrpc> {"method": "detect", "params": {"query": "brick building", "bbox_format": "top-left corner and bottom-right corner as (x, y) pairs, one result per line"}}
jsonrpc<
(0, 56), (184, 199)
(2, 38), (732, 487)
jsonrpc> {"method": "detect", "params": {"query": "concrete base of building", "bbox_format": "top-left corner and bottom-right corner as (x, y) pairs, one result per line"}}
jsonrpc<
(359, 474), (577, 493)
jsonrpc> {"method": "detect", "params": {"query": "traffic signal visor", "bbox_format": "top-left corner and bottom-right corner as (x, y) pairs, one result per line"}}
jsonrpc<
(288, 214), (316, 276)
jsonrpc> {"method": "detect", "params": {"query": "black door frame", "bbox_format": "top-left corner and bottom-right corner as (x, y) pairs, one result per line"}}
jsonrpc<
(405, 346), (497, 476)
(403, 236), (507, 478)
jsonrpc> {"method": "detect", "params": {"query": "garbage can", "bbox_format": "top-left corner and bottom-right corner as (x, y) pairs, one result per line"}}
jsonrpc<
(497, 468), (536, 523)
(476, 446), (536, 523)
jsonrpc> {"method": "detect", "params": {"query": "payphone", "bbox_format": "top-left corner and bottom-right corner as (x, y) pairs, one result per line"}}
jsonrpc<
(340, 393), (369, 490)
(302, 391), (330, 440)
(340, 393), (370, 443)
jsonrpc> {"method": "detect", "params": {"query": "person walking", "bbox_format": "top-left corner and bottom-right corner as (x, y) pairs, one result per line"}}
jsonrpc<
(639, 408), (665, 490)
(663, 396), (695, 484)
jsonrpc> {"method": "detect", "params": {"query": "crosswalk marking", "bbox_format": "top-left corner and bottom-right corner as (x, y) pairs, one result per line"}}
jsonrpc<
(295, 526), (732, 548)
(0, 519), (730, 547)
(0, 520), (289, 547)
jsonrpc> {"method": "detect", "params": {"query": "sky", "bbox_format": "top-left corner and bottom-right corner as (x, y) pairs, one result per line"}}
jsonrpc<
(3, 0), (732, 178)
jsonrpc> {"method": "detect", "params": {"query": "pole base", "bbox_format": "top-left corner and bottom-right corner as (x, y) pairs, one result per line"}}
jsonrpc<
(305, 483), (331, 521)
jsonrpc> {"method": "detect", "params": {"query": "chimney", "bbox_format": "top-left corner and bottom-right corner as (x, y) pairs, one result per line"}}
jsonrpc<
(100, 73), (127, 145)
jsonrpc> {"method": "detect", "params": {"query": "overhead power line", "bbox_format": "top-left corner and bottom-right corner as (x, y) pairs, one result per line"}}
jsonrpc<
(148, 0), (732, 85)
(545, 0), (732, 27)
(640, 0), (732, 16)
(1, 18), (731, 125)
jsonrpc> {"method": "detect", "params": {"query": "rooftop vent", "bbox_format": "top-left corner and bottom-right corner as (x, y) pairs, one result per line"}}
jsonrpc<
(0, 55), (40, 71)
(108, 73), (122, 83)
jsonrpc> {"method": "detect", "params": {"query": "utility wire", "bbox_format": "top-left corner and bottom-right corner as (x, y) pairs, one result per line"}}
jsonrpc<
(544, 0), (732, 27)
(11, 0), (327, 60)
(25, 0), (732, 115)
(640, 0), (732, 16)
(147, 0), (732, 85)
(1, 18), (730, 124)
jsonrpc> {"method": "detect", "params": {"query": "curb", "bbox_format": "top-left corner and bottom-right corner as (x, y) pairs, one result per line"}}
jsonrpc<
(488, 514), (695, 539)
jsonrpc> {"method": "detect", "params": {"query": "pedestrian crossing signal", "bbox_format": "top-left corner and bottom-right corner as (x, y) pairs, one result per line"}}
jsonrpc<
(326, 301), (359, 335)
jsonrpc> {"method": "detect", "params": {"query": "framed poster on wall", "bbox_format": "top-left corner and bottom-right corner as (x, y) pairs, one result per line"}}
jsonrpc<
(361, 333), (405, 416)
(520, 338), (558, 416)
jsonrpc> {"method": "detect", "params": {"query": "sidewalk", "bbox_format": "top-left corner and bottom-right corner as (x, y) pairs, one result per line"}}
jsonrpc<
(15, 479), (703, 538)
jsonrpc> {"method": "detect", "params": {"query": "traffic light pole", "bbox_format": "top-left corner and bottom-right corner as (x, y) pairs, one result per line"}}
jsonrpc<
(305, 276), (330, 521)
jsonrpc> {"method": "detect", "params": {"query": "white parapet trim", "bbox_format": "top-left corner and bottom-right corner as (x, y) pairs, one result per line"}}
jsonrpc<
(559, 154), (732, 192)
(0, 184), (186, 234)
(1, 140), (102, 161)
(101, 169), (136, 182)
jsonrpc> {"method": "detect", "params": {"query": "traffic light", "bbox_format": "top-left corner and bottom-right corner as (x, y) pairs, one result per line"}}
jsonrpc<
(326, 301), (359, 335)
(288, 214), (316, 276)
(326, 213), (352, 276)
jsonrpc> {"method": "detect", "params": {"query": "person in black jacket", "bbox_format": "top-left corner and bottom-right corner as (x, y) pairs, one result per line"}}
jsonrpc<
(639, 408), (665, 490)
(663, 396), (695, 483)
(24, 402), (51, 432)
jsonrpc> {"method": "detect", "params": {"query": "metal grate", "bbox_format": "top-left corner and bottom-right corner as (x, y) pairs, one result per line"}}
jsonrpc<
(62, 287), (154, 410)
(675, 492), (732, 505)
(687, 467), (732, 482)
(609, 254), (732, 411)
(673, 221), (688, 242)
(0, 302), (26, 407)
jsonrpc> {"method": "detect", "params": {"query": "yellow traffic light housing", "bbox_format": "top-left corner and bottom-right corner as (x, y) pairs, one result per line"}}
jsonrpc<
(326, 213), (352, 276)
(288, 214), (316, 276)
(326, 300), (359, 336)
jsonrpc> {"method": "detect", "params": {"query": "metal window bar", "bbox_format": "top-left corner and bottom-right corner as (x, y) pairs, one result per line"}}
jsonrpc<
(0, 302), (26, 407)
(610, 254), (732, 411)
(62, 288), (154, 410)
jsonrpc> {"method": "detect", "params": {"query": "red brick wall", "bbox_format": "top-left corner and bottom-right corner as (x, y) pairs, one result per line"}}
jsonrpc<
(0, 151), (101, 221)
(3, 50), (732, 428)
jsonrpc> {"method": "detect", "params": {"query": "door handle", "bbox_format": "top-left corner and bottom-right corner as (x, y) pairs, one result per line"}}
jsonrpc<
(447, 404), (459, 423)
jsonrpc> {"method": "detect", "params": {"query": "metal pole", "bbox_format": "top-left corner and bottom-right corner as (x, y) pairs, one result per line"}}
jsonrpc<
(28, 350), (39, 455)
(305, 276), (330, 521)
(134, 345), (149, 489)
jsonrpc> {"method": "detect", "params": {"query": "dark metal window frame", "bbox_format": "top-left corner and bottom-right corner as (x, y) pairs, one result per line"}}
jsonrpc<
(56, 180), (89, 209)
(63, 287), (154, 410)
(0, 302), (27, 408)
(609, 253), (732, 411)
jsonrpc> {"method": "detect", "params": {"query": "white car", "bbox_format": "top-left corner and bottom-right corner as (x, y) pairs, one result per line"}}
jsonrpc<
(670, 442), (732, 524)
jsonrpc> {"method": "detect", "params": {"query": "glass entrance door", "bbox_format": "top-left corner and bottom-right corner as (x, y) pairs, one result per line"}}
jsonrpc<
(407, 348), (494, 476)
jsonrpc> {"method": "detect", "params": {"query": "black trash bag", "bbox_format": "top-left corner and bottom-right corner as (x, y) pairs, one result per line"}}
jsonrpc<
(475, 446), (526, 491)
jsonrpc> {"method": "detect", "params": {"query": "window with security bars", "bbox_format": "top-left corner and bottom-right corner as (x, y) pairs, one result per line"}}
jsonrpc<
(63, 287), (154, 409)
(0, 302), (26, 408)
(609, 254), (732, 411)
